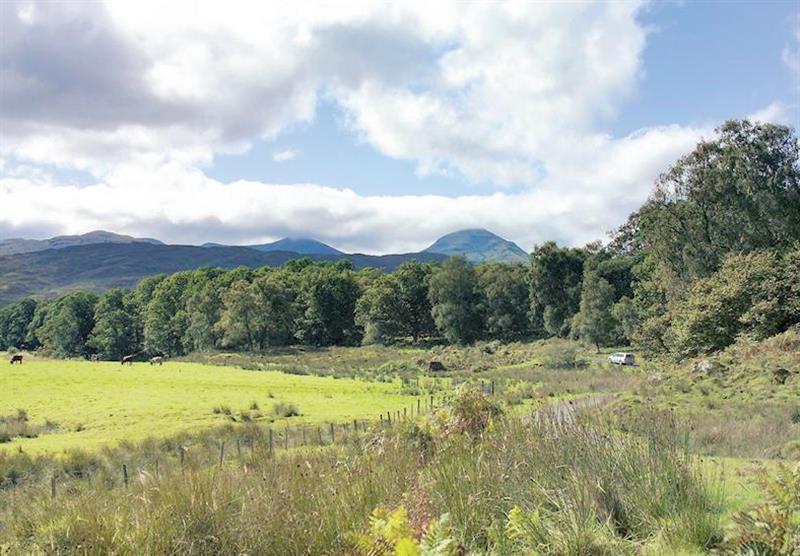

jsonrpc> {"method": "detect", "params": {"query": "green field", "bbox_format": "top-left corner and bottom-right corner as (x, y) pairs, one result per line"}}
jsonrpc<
(0, 358), (417, 455)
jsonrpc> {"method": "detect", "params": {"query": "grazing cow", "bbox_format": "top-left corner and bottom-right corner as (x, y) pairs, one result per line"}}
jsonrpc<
(149, 356), (164, 366)
(89, 354), (99, 362)
(121, 354), (135, 365)
(9, 354), (23, 365)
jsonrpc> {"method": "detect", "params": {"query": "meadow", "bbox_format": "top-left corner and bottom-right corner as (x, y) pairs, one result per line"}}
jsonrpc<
(0, 356), (419, 455)
(0, 333), (797, 554)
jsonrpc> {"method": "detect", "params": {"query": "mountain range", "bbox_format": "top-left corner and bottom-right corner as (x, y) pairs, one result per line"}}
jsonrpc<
(0, 229), (527, 306)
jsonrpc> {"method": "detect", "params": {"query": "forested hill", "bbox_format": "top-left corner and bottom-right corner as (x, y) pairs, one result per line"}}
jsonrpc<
(0, 243), (445, 306)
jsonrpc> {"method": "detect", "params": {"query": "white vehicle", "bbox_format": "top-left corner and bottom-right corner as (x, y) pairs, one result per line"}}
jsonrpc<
(609, 352), (636, 366)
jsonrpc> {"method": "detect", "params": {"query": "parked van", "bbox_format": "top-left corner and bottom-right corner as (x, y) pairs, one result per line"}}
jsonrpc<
(609, 352), (635, 366)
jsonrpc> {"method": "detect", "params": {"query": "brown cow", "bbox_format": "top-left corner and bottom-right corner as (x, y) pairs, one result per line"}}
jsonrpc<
(121, 354), (135, 365)
(149, 356), (164, 366)
(9, 354), (23, 365)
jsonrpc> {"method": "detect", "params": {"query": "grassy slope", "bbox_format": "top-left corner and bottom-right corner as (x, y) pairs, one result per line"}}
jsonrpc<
(0, 358), (417, 455)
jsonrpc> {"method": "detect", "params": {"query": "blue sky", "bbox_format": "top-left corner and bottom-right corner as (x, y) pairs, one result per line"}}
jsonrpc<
(1, 1), (798, 252)
(209, 1), (799, 199)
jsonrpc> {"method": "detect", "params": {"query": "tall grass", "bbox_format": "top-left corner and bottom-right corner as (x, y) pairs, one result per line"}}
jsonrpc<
(0, 394), (724, 554)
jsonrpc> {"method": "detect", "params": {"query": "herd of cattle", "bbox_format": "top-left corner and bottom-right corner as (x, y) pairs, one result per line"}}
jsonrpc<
(8, 354), (166, 365)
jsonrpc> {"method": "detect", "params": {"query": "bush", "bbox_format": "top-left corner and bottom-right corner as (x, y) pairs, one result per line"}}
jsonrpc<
(543, 343), (587, 369)
(447, 387), (502, 438)
(272, 402), (301, 418)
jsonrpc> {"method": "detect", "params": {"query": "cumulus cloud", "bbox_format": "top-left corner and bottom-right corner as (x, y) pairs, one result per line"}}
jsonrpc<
(272, 148), (300, 162)
(0, 1), (768, 251)
(0, 121), (706, 253)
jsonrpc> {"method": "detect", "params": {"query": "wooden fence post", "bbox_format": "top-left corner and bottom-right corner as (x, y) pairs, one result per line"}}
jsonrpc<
(353, 419), (358, 433)
(268, 429), (274, 456)
(430, 394), (434, 410)
(317, 426), (323, 445)
(122, 464), (129, 489)
(50, 473), (56, 499)
(491, 380), (495, 395)
(330, 422), (335, 443)
(218, 442), (225, 468)
(417, 398), (421, 415)
(179, 447), (185, 473)
(155, 458), (160, 479)
(236, 438), (241, 459)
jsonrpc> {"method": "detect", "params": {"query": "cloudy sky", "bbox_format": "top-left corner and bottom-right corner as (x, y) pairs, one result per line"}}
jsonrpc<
(1, 1), (798, 253)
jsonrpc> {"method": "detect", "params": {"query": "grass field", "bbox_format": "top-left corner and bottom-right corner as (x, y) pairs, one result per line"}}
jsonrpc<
(0, 358), (418, 455)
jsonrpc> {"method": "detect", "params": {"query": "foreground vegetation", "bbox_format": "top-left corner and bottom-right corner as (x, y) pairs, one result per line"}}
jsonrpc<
(0, 390), (727, 554)
(1, 330), (797, 554)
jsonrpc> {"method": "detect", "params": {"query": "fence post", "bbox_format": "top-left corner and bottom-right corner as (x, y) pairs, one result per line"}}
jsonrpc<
(430, 394), (434, 410)
(491, 380), (495, 395)
(50, 473), (56, 499)
(302, 426), (307, 446)
(179, 447), (185, 473)
(330, 422), (335, 443)
(417, 398), (421, 415)
(218, 442), (225, 468)
(236, 438), (241, 459)
(387, 411), (391, 424)
(269, 429), (274, 456)
(317, 426), (323, 445)
(122, 464), (129, 489)
(155, 458), (160, 479)
(353, 419), (358, 433)
(403, 407), (407, 420)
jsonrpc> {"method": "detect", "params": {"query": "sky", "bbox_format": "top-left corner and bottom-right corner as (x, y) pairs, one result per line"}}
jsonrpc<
(1, 0), (798, 254)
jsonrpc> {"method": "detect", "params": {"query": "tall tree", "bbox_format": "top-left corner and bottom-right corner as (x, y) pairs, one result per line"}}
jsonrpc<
(295, 265), (361, 346)
(640, 120), (800, 296)
(428, 257), (484, 345)
(478, 263), (531, 341)
(37, 292), (97, 357)
(529, 242), (586, 338)
(144, 272), (192, 356)
(572, 270), (617, 352)
(356, 262), (435, 344)
(184, 281), (224, 352)
(88, 289), (138, 360)
(0, 298), (37, 350)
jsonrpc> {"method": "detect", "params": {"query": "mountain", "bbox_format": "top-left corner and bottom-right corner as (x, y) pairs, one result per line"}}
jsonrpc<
(248, 237), (343, 255)
(424, 229), (528, 263)
(0, 243), (445, 306)
(0, 230), (162, 256)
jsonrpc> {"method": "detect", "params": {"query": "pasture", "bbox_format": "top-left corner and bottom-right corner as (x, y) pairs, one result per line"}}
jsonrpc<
(0, 357), (417, 455)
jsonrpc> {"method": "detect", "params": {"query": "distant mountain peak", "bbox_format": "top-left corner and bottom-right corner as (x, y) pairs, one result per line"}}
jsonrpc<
(248, 237), (343, 256)
(0, 230), (162, 256)
(424, 228), (528, 264)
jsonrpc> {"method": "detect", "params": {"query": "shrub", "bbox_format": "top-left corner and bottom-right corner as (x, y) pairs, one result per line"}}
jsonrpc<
(447, 387), (503, 439)
(272, 402), (301, 418)
(543, 343), (587, 369)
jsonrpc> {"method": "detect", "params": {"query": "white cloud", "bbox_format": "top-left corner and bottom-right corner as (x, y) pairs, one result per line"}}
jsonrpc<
(747, 101), (794, 125)
(0, 1), (774, 251)
(0, 122), (707, 253)
(272, 148), (300, 162)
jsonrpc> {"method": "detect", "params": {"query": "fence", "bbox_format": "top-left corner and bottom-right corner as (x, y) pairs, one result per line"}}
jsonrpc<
(44, 392), (453, 499)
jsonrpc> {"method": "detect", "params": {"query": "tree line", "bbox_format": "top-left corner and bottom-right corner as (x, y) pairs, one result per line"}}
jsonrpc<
(1, 120), (798, 360)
